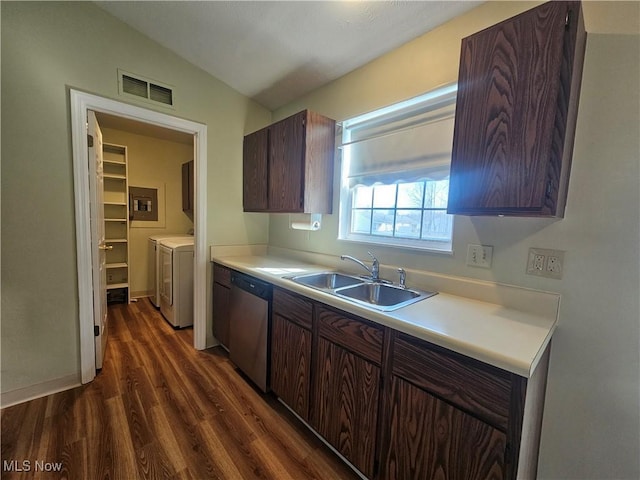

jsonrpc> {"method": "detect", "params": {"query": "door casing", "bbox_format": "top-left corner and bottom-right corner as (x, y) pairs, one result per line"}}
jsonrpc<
(70, 89), (208, 384)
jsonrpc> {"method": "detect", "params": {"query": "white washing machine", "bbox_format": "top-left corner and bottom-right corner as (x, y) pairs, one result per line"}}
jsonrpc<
(148, 234), (192, 308)
(159, 237), (194, 328)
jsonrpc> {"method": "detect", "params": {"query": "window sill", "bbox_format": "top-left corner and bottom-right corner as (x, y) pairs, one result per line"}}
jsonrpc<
(337, 234), (453, 256)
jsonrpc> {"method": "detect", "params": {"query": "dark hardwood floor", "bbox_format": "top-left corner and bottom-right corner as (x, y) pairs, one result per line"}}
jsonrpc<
(1, 299), (360, 480)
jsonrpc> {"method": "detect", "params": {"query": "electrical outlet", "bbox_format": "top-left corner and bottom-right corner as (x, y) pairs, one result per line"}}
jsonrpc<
(546, 255), (562, 274)
(527, 248), (565, 279)
(466, 244), (493, 268)
(532, 254), (545, 271)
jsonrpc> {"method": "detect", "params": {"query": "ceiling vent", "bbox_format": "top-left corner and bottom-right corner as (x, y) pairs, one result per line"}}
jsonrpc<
(118, 70), (174, 108)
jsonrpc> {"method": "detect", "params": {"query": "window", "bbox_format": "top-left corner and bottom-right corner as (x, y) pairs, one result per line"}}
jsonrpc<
(339, 84), (457, 252)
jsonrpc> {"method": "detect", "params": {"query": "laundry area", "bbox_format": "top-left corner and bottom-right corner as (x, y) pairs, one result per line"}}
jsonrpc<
(96, 112), (195, 327)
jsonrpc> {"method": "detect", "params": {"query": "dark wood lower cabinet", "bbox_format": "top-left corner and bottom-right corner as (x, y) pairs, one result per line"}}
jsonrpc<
(382, 376), (507, 480)
(312, 337), (380, 478)
(212, 264), (231, 348)
(264, 286), (550, 480)
(270, 313), (312, 421)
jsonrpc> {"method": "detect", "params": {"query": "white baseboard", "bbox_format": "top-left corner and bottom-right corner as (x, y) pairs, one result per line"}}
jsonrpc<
(1, 374), (81, 409)
(130, 291), (152, 299)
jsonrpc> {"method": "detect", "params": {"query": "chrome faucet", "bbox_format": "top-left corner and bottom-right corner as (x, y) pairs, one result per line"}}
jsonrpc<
(340, 251), (380, 281)
(397, 268), (407, 289)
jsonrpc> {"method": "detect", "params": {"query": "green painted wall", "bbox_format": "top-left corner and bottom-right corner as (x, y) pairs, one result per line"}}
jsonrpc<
(1, 1), (270, 393)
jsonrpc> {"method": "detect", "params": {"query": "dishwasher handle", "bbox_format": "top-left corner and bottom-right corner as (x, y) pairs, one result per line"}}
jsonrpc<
(230, 272), (272, 301)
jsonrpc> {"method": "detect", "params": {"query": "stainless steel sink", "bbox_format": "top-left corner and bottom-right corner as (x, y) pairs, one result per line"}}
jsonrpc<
(288, 272), (365, 290)
(287, 271), (436, 312)
(335, 282), (437, 311)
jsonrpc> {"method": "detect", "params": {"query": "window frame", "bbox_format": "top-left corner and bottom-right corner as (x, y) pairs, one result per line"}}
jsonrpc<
(338, 84), (457, 253)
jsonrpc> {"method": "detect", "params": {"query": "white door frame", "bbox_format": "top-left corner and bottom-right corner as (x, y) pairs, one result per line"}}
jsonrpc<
(70, 89), (208, 384)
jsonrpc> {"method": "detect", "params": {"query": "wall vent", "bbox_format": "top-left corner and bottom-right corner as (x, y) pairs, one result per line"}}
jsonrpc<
(118, 70), (174, 108)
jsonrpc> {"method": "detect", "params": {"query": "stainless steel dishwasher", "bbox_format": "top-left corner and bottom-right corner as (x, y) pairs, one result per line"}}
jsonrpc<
(228, 271), (272, 392)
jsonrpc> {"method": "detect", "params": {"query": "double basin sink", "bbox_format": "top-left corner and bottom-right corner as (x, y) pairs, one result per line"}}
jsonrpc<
(287, 271), (437, 312)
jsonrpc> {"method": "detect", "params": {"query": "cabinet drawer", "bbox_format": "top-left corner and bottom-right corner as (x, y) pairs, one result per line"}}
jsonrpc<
(392, 333), (513, 430)
(273, 288), (313, 330)
(317, 306), (383, 365)
(213, 263), (231, 288)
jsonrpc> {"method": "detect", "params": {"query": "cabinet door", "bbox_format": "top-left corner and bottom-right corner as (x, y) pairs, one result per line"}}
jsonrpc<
(182, 160), (194, 213)
(449, 1), (584, 216)
(212, 282), (230, 348)
(382, 376), (506, 480)
(270, 314), (312, 421)
(243, 127), (269, 211)
(313, 337), (380, 479)
(268, 111), (306, 212)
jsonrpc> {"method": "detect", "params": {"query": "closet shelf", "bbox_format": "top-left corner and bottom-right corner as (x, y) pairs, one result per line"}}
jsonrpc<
(103, 142), (129, 304)
(106, 262), (128, 269)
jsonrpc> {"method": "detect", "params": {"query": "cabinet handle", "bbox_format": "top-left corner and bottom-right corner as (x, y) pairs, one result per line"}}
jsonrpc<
(99, 244), (114, 251)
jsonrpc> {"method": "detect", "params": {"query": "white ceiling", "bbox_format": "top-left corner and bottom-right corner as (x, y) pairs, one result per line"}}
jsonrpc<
(95, 1), (481, 111)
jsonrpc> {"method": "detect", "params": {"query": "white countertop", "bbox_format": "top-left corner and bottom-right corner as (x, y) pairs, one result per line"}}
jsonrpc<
(212, 253), (557, 378)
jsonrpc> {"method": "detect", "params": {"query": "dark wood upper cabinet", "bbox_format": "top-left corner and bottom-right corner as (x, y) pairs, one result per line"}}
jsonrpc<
(242, 128), (269, 211)
(182, 160), (194, 213)
(448, 1), (586, 217)
(243, 110), (335, 213)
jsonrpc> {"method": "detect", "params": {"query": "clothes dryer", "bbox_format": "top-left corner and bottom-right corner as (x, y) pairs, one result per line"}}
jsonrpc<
(148, 234), (192, 308)
(158, 237), (194, 328)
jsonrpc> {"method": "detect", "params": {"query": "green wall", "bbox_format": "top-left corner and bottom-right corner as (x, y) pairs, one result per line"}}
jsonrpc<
(1, 1), (270, 393)
(270, 2), (640, 479)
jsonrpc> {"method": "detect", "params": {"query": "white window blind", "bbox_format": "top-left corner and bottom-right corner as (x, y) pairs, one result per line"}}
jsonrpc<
(342, 84), (457, 187)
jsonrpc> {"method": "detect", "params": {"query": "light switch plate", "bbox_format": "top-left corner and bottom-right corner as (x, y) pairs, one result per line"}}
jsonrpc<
(466, 244), (493, 268)
(526, 248), (565, 279)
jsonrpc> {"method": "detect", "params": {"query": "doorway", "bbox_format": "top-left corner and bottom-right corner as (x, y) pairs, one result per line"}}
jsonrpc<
(70, 89), (208, 384)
